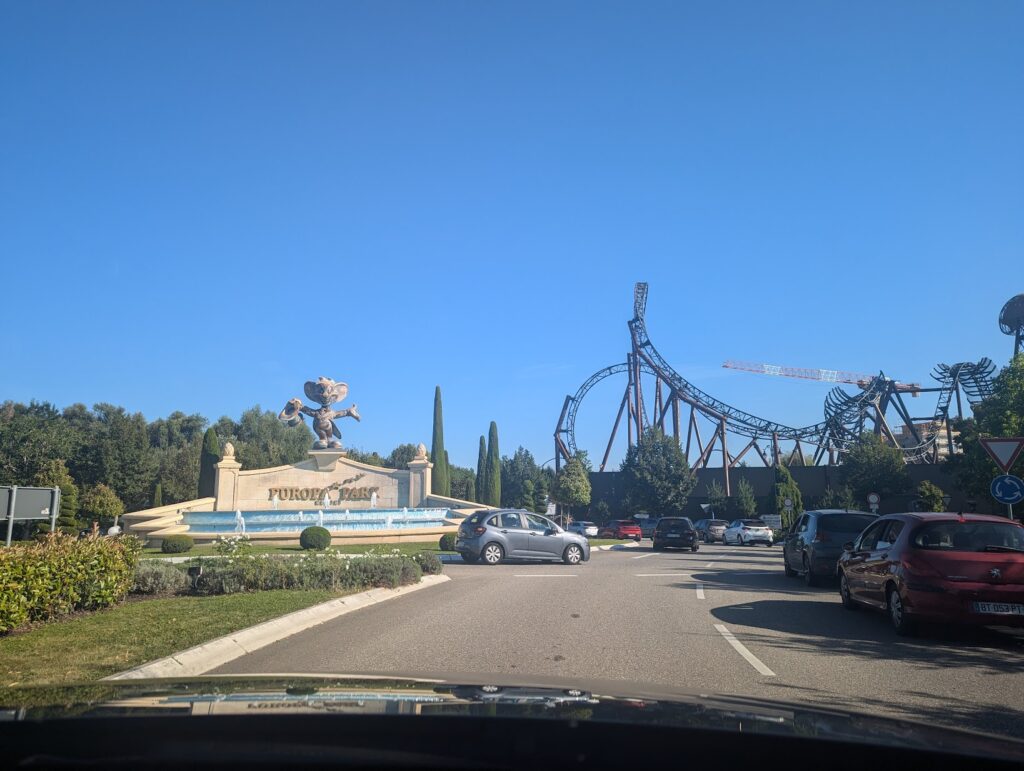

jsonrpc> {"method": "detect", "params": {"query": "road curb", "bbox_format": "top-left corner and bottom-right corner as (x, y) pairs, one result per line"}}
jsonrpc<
(104, 574), (451, 681)
(595, 541), (642, 551)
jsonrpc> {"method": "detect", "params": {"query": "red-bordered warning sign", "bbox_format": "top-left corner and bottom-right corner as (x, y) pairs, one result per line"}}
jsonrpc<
(979, 437), (1024, 473)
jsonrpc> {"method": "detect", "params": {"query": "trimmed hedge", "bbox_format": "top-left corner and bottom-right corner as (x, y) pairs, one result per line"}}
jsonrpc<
(0, 533), (142, 633)
(194, 553), (430, 596)
(438, 533), (457, 551)
(413, 551), (443, 575)
(132, 561), (190, 595)
(161, 535), (194, 554)
(300, 526), (331, 551)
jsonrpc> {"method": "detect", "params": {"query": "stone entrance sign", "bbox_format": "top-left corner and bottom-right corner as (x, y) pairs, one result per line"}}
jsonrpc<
(213, 442), (433, 512)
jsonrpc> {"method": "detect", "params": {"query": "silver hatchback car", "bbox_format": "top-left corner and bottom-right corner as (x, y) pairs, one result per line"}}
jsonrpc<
(456, 509), (591, 565)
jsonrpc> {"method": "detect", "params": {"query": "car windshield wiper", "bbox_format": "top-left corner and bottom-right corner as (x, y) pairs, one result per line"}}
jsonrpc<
(982, 544), (1024, 553)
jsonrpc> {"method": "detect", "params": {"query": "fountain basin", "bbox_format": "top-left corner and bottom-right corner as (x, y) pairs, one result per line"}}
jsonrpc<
(182, 508), (450, 534)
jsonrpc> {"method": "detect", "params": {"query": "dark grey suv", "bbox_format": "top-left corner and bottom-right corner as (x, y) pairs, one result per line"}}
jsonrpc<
(782, 509), (877, 585)
(456, 509), (591, 566)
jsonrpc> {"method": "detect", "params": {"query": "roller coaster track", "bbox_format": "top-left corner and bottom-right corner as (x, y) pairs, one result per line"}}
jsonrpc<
(555, 283), (998, 471)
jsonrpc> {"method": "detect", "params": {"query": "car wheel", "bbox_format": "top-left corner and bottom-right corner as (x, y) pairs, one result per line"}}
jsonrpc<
(482, 543), (504, 566)
(887, 586), (917, 636)
(839, 571), (859, 610)
(740, 535), (748, 546)
(691, 544), (699, 552)
(563, 544), (583, 565)
(783, 554), (797, 577)
(802, 556), (820, 587)
(652, 541), (661, 551)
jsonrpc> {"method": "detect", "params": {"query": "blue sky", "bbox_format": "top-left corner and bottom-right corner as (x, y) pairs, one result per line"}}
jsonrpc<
(1, 2), (1021, 468)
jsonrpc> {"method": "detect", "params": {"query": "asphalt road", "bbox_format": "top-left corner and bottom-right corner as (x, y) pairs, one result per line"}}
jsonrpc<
(213, 541), (1024, 741)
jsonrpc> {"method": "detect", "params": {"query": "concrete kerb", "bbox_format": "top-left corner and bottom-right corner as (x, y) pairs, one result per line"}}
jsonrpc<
(104, 574), (451, 681)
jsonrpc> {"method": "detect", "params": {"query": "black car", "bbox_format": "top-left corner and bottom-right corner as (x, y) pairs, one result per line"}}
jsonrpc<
(652, 517), (699, 551)
(782, 509), (877, 586)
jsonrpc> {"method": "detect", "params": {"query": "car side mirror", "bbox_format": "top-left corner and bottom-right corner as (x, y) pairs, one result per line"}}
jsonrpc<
(842, 541), (855, 553)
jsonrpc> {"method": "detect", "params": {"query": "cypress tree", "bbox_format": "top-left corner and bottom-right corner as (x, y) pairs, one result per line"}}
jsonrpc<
(153, 482), (163, 508)
(430, 386), (451, 496)
(475, 435), (487, 502)
(198, 427), (221, 499)
(485, 421), (501, 507)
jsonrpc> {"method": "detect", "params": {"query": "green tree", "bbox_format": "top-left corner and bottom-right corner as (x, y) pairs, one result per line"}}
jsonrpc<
(198, 427), (221, 499)
(735, 477), (757, 517)
(153, 481), (163, 508)
(430, 386), (451, 496)
(345, 448), (386, 466)
(619, 428), (696, 519)
(773, 464), (803, 529)
(33, 459), (80, 534)
(217, 406), (311, 471)
(817, 485), (856, 510)
(917, 480), (946, 512)
(449, 465), (476, 501)
(552, 454), (592, 518)
(81, 483), (124, 526)
(386, 443), (420, 470)
(474, 435), (487, 503)
(91, 403), (158, 511)
(841, 433), (911, 504)
(704, 479), (729, 517)
(485, 422), (501, 506)
(945, 354), (1024, 506)
(156, 441), (200, 504)
(500, 446), (545, 509)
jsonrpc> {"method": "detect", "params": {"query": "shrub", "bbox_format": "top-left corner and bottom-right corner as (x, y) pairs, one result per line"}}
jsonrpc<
(132, 561), (190, 595)
(300, 526), (331, 551)
(0, 533), (142, 633)
(438, 533), (457, 551)
(413, 551), (443, 575)
(161, 535), (194, 554)
(214, 535), (253, 556)
(399, 560), (423, 586)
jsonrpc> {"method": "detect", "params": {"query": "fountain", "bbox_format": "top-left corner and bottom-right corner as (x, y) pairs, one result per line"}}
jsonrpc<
(234, 510), (246, 534)
(322, 492), (331, 509)
(271, 494), (280, 511)
(370, 491), (378, 509)
(317, 509), (324, 528)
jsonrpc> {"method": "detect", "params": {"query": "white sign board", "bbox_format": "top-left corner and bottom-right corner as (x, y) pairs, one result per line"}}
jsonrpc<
(762, 514), (783, 528)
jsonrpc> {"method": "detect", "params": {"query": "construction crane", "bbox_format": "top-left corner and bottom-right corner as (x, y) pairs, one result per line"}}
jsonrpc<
(722, 360), (922, 395)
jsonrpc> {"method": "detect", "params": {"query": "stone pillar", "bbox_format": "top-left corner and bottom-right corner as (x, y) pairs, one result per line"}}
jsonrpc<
(406, 443), (433, 507)
(214, 442), (242, 511)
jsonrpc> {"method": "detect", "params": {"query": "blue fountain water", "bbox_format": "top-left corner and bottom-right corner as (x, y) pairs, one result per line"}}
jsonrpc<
(183, 508), (450, 533)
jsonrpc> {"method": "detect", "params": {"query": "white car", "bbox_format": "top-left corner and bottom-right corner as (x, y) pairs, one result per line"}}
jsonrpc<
(723, 519), (774, 546)
(567, 521), (599, 538)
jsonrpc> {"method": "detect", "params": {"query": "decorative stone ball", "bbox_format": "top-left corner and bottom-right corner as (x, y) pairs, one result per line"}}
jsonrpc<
(223, 442), (235, 458)
(415, 443), (428, 460)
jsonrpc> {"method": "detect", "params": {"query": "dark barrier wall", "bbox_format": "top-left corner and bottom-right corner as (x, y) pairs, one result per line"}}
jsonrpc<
(589, 465), (993, 520)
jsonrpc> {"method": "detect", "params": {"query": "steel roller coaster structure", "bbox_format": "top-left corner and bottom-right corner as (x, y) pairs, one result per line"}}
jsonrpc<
(554, 283), (997, 494)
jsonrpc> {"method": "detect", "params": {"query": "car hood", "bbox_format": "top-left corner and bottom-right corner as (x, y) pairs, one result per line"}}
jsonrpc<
(1, 674), (1021, 762)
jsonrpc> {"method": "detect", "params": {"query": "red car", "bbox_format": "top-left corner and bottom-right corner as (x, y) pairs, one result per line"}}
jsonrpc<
(837, 513), (1024, 635)
(598, 520), (642, 541)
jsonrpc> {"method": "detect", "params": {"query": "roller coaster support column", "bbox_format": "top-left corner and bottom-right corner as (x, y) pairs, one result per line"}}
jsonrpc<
(772, 432), (781, 468)
(721, 417), (731, 495)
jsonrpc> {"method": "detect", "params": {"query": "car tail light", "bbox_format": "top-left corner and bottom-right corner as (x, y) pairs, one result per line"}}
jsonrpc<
(813, 531), (830, 543)
(473, 526), (486, 536)
(742, 527), (750, 531)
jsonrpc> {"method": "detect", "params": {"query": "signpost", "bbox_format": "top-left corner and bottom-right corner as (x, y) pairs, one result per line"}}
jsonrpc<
(979, 437), (1024, 519)
(867, 492), (881, 514)
(2, 486), (61, 546)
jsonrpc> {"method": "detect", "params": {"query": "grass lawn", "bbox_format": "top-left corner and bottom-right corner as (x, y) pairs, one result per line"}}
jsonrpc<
(143, 541), (448, 559)
(0, 589), (342, 687)
(587, 538), (633, 547)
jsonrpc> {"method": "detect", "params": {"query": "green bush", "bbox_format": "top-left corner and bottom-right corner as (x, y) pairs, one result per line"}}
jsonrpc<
(161, 535), (194, 554)
(413, 551), (443, 575)
(193, 553), (429, 596)
(438, 533), (457, 551)
(0, 533), (142, 633)
(300, 526), (331, 551)
(132, 561), (190, 595)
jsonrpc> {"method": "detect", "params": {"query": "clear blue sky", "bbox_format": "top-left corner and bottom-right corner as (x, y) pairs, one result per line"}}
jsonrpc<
(2, 2), (1021, 468)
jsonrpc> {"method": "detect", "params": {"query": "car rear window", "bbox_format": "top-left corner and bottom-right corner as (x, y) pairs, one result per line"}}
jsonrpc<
(709, 520), (728, 527)
(658, 519), (693, 530)
(913, 521), (1024, 552)
(742, 520), (766, 527)
(819, 514), (876, 533)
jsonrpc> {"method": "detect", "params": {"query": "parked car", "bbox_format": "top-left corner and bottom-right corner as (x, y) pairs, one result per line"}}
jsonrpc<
(652, 517), (699, 551)
(723, 519), (774, 546)
(567, 520), (599, 538)
(639, 518), (661, 539)
(837, 512), (1024, 635)
(456, 509), (591, 566)
(598, 520), (642, 541)
(783, 510), (877, 586)
(694, 518), (730, 543)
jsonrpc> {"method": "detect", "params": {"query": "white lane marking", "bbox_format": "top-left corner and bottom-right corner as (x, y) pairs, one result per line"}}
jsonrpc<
(696, 584), (705, 599)
(634, 573), (685, 577)
(704, 562), (716, 568)
(631, 553), (656, 560)
(513, 574), (578, 578)
(714, 624), (776, 676)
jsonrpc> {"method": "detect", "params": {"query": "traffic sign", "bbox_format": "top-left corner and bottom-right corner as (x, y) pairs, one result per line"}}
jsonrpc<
(991, 475), (1024, 506)
(783, 497), (793, 511)
(979, 437), (1024, 473)
(867, 492), (880, 513)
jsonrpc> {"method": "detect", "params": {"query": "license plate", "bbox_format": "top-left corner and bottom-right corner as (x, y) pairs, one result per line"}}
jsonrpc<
(972, 602), (1024, 616)
(668, 534), (680, 538)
